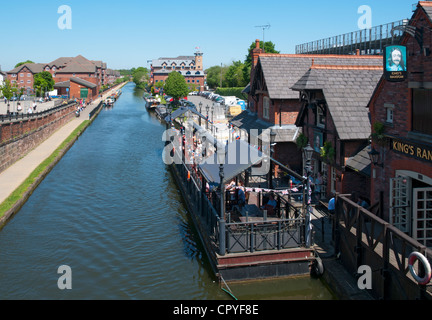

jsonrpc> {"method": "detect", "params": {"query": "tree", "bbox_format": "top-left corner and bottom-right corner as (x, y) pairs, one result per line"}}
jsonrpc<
(33, 71), (55, 97)
(14, 60), (35, 68)
(224, 61), (248, 88)
(205, 65), (228, 89)
(0, 79), (16, 100)
(164, 71), (189, 104)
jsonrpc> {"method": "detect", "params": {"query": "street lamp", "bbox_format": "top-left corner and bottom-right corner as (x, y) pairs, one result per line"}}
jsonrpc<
(269, 131), (277, 189)
(206, 105), (210, 130)
(303, 143), (314, 248)
(199, 102), (203, 126)
(218, 142), (227, 256)
(211, 104), (215, 135)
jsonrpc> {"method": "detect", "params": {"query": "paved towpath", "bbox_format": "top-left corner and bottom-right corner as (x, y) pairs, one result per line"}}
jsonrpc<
(0, 85), (125, 205)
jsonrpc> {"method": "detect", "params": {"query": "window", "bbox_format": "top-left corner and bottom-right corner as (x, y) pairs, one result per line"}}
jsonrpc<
(27, 73), (31, 77)
(27, 80), (31, 83)
(316, 105), (326, 127)
(20, 73), (24, 77)
(412, 89), (432, 135)
(263, 96), (270, 120)
(385, 103), (394, 124)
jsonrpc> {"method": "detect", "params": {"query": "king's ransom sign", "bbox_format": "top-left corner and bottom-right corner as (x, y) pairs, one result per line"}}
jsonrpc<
(391, 138), (432, 163)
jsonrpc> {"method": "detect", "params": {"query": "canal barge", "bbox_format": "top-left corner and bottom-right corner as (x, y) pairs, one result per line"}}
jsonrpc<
(160, 106), (321, 282)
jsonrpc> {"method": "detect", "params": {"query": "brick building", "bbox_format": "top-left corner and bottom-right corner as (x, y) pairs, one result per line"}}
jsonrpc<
(150, 50), (206, 92)
(6, 63), (46, 92)
(293, 59), (382, 201)
(234, 40), (383, 178)
(368, 1), (432, 248)
(54, 77), (98, 101)
(6, 55), (113, 96)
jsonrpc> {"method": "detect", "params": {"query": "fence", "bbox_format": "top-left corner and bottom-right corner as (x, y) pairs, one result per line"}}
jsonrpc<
(0, 100), (76, 123)
(334, 194), (432, 300)
(295, 20), (409, 55)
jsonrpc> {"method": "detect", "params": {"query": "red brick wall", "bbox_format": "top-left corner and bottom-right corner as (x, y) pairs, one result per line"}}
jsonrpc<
(0, 103), (77, 173)
(369, 8), (432, 217)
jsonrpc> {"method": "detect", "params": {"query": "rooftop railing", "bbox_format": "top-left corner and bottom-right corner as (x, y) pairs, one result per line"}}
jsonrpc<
(295, 19), (409, 55)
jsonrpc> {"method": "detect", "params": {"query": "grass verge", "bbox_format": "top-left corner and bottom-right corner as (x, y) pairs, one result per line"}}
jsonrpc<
(0, 120), (90, 220)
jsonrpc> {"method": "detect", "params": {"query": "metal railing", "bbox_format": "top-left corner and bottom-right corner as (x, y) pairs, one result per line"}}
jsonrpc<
(334, 194), (432, 300)
(0, 100), (76, 123)
(295, 19), (409, 55)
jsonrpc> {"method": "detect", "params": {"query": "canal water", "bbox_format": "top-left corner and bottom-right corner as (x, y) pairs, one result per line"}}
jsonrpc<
(0, 83), (335, 300)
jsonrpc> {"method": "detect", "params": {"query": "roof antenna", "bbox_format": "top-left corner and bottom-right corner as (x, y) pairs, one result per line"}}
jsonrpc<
(255, 24), (271, 53)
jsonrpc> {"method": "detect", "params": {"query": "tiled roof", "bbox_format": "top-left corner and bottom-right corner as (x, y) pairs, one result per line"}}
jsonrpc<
(345, 146), (371, 176)
(7, 63), (46, 74)
(420, 1), (432, 22)
(256, 54), (382, 100)
(292, 66), (382, 140)
(70, 77), (97, 89)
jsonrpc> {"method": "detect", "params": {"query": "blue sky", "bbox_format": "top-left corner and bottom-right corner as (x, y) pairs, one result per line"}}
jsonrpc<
(1, 0), (419, 71)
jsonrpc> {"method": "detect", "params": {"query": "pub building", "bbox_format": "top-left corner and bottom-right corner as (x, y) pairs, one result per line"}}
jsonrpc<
(293, 59), (382, 202)
(368, 1), (432, 248)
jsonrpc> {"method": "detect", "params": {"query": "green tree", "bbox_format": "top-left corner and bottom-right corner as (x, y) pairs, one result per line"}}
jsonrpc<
(164, 71), (189, 104)
(33, 71), (55, 97)
(224, 61), (248, 88)
(0, 79), (16, 100)
(14, 60), (35, 68)
(205, 64), (229, 89)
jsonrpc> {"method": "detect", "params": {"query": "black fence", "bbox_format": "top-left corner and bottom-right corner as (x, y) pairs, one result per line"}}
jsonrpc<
(0, 101), (76, 123)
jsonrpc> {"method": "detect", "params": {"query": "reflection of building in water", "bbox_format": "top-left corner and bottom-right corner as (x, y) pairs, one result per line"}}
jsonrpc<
(369, 2), (432, 249)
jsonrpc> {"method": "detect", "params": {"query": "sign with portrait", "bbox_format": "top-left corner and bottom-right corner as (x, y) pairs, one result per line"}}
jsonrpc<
(384, 45), (407, 82)
(313, 131), (323, 153)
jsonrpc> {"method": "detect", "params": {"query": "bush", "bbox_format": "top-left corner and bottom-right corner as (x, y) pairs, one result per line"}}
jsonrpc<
(215, 87), (247, 100)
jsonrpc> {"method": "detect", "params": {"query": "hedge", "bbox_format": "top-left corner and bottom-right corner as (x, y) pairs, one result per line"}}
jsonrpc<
(215, 88), (247, 100)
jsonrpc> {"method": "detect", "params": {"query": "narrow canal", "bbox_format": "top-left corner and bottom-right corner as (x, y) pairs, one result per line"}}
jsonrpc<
(0, 83), (335, 300)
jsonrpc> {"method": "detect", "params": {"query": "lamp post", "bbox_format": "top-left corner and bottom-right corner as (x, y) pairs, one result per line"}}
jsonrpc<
(206, 105), (210, 130)
(211, 104), (214, 135)
(269, 131), (277, 189)
(303, 143), (314, 248)
(199, 102), (203, 126)
(218, 141), (226, 256)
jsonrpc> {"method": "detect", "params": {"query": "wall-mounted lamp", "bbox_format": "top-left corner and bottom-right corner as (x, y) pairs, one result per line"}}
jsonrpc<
(368, 147), (384, 168)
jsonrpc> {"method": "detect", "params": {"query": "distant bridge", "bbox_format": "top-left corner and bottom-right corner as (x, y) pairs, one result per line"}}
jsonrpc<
(295, 19), (409, 55)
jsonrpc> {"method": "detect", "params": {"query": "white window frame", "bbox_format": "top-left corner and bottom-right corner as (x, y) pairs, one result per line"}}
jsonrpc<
(316, 106), (325, 128)
(385, 103), (394, 124)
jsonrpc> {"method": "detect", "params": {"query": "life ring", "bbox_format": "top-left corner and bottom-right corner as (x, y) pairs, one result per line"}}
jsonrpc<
(408, 252), (432, 285)
(311, 257), (324, 277)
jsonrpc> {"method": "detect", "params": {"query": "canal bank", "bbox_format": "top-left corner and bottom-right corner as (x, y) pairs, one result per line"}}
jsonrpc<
(0, 82), (128, 228)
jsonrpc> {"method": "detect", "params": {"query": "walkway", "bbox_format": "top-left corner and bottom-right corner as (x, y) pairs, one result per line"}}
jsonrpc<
(0, 85), (125, 205)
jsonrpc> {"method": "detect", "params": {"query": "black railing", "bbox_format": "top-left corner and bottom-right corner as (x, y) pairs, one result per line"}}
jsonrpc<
(0, 101), (76, 123)
(89, 102), (103, 119)
(296, 19), (408, 55)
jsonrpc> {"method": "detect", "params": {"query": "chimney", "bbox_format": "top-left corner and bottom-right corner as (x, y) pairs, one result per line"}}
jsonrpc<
(356, 49), (360, 56)
(252, 39), (264, 68)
